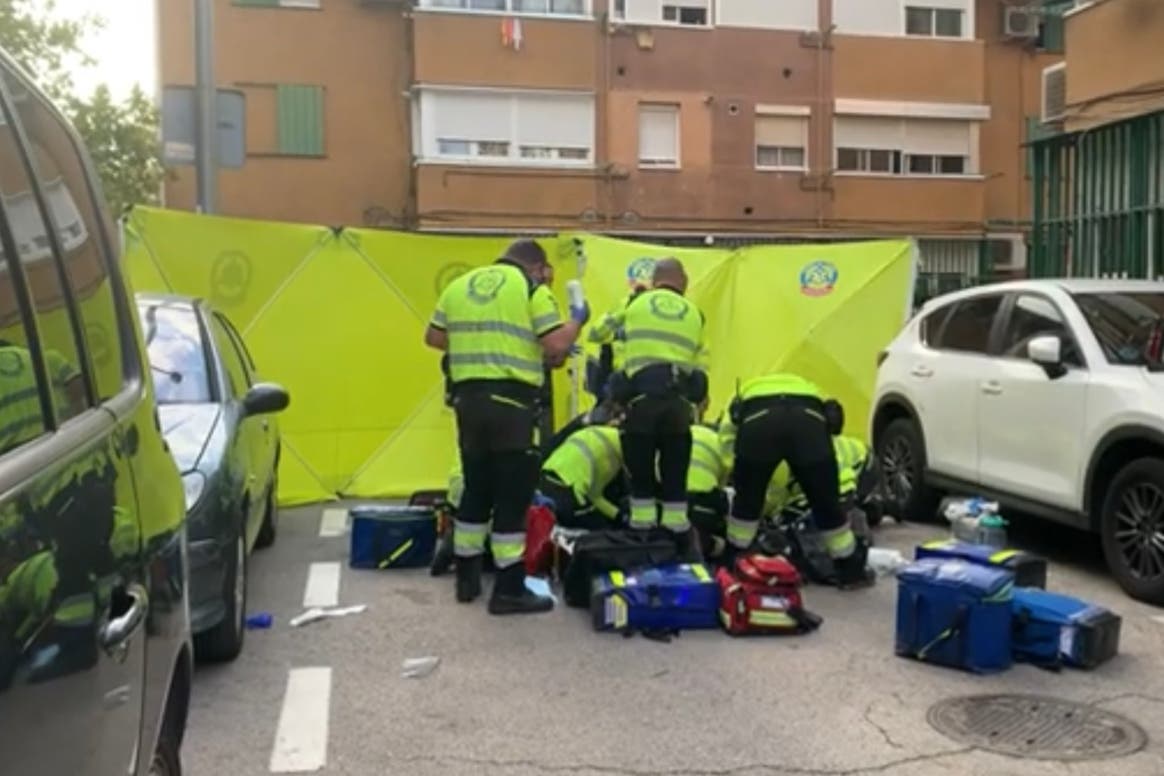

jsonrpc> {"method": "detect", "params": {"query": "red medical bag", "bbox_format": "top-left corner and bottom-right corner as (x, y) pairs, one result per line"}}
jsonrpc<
(524, 505), (557, 575)
(716, 554), (822, 635)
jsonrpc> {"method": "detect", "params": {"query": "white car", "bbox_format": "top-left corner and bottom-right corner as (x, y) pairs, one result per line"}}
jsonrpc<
(871, 278), (1164, 605)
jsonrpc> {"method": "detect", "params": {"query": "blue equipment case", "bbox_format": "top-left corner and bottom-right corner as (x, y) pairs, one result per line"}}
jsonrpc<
(895, 558), (1014, 674)
(349, 505), (437, 570)
(590, 563), (720, 633)
(915, 539), (1047, 588)
(1011, 588), (1121, 669)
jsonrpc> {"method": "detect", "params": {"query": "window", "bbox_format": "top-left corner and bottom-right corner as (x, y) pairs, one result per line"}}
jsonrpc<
(638, 103), (679, 168)
(209, 316), (249, 400)
(417, 89), (595, 166)
(755, 114), (807, 171)
(422, 0), (587, 13)
(0, 75), (88, 427)
(216, 313), (258, 383)
(834, 116), (974, 176)
(932, 295), (1003, 354)
(615, 0), (708, 26)
(920, 303), (955, 346)
(15, 76), (130, 403)
(1073, 292), (1164, 367)
(138, 304), (214, 405)
(716, 0), (817, 30)
(999, 294), (1081, 366)
(235, 0), (321, 7)
(905, 6), (963, 37)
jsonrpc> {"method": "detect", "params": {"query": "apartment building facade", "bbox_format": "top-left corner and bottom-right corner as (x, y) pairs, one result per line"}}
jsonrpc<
(1030, 0), (1164, 279)
(157, 0), (1063, 284)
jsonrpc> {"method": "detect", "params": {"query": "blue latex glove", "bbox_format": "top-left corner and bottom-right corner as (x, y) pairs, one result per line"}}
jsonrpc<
(532, 491), (556, 510)
(570, 300), (591, 326)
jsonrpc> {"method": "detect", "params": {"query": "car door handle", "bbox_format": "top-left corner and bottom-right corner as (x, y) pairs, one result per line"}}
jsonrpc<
(99, 583), (148, 659)
(911, 365), (933, 378)
(981, 381), (1003, 395)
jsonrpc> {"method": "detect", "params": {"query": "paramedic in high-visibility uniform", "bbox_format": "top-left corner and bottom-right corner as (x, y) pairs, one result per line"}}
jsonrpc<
(539, 424), (626, 530)
(720, 374), (871, 588)
(607, 258), (708, 556)
(686, 423), (731, 560)
(585, 257), (655, 401)
(424, 239), (588, 615)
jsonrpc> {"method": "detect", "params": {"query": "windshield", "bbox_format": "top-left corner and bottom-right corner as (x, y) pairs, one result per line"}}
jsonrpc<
(137, 303), (214, 404)
(1072, 291), (1164, 367)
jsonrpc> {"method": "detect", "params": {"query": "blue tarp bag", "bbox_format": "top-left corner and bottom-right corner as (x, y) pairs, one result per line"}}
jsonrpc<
(1011, 588), (1121, 669)
(590, 563), (720, 635)
(349, 505), (437, 570)
(895, 558), (1014, 674)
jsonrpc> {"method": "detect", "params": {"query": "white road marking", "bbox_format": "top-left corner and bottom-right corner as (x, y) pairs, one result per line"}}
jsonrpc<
(269, 667), (332, 773)
(303, 562), (341, 609)
(319, 508), (348, 538)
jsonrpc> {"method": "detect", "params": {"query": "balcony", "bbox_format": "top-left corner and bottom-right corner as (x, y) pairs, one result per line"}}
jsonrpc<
(414, 164), (604, 229)
(833, 35), (985, 104)
(412, 9), (598, 90)
(832, 174), (985, 230)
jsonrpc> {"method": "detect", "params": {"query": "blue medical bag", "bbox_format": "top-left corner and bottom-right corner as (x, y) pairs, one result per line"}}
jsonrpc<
(895, 559), (1014, 674)
(349, 505), (437, 570)
(590, 563), (720, 634)
(915, 539), (1047, 588)
(1011, 588), (1121, 669)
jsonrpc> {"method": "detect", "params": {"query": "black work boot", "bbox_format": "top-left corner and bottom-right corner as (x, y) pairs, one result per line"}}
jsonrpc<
(455, 555), (483, 603)
(833, 542), (875, 590)
(430, 531), (455, 577)
(488, 565), (554, 616)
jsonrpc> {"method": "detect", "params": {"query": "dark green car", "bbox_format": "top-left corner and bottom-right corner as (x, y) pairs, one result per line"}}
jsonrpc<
(137, 295), (289, 662)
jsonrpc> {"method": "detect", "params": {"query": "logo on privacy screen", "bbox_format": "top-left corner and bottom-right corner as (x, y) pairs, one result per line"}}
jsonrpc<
(626, 257), (656, 288)
(799, 260), (838, 297)
(435, 262), (472, 295)
(210, 251), (252, 307)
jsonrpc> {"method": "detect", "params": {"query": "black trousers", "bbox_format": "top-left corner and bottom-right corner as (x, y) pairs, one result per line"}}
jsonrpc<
(621, 394), (692, 532)
(689, 487), (728, 556)
(453, 381), (540, 569)
(539, 474), (613, 531)
(729, 397), (847, 550)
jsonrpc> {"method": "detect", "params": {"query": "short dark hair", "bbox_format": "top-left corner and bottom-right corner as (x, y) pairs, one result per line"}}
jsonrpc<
(504, 239), (548, 268)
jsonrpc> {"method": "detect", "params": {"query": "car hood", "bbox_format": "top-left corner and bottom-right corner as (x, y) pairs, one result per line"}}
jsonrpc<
(159, 403), (222, 473)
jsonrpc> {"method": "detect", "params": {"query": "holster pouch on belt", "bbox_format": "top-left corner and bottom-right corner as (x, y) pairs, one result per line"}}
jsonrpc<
(608, 371), (633, 404)
(682, 370), (709, 404)
(440, 354), (453, 407)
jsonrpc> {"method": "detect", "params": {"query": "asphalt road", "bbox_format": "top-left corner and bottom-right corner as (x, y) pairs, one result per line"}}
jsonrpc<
(183, 504), (1164, 776)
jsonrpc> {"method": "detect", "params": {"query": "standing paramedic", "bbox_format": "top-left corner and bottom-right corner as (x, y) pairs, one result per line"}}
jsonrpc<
(610, 258), (708, 557)
(424, 239), (589, 615)
(719, 373), (871, 588)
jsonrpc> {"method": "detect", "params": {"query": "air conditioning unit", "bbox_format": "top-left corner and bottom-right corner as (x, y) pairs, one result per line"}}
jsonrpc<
(1003, 5), (1041, 39)
(1041, 63), (1067, 124)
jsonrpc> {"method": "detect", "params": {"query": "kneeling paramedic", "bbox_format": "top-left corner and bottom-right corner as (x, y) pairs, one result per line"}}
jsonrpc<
(608, 258), (708, 557)
(539, 425), (626, 530)
(585, 257), (656, 401)
(425, 239), (588, 615)
(721, 374), (870, 588)
(687, 423), (731, 560)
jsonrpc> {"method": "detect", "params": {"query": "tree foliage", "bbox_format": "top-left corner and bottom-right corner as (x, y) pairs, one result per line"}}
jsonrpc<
(0, 0), (163, 215)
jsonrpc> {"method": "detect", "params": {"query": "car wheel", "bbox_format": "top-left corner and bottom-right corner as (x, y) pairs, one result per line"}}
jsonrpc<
(195, 531), (246, 663)
(1100, 457), (1164, 606)
(148, 735), (182, 776)
(878, 417), (940, 523)
(255, 484), (278, 549)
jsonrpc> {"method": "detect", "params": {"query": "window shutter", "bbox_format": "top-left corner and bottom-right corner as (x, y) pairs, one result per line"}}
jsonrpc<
(638, 105), (678, 162)
(755, 115), (806, 148)
(903, 119), (971, 156)
(514, 94), (594, 149)
(431, 91), (511, 142)
(834, 116), (902, 149)
(276, 85), (325, 155)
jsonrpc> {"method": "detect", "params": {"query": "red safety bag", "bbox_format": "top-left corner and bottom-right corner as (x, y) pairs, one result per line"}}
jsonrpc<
(716, 554), (822, 635)
(524, 505), (557, 575)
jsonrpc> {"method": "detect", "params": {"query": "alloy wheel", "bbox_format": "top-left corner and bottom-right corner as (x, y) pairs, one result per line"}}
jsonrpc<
(881, 436), (915, 505)
(1114, 482), (1164, 582)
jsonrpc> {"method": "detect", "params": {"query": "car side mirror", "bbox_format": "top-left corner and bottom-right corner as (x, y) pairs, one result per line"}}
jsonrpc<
(1027, 335), (1066, 378)
(243, 382), (290, 416)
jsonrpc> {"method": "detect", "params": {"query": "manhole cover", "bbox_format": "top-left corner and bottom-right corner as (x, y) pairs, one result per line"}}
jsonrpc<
(927, 694), (1147, 761)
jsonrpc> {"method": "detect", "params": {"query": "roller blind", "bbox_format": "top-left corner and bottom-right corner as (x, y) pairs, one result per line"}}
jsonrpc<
(903, 119), (971, 155)
(755, 115), (806, 147)
(431, 91), (511, 141)
(718, 0), (816, 29)
(514, 94), (594, 149)
(639, 104), (678, 162)
(834, 116), (902, 149)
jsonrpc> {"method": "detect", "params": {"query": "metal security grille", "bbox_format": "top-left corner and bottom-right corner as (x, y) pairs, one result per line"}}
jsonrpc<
(1031, 110), (1164, 279)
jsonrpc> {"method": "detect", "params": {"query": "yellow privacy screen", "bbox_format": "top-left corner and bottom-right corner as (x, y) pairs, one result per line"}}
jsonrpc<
(124, 207), (914, 504)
